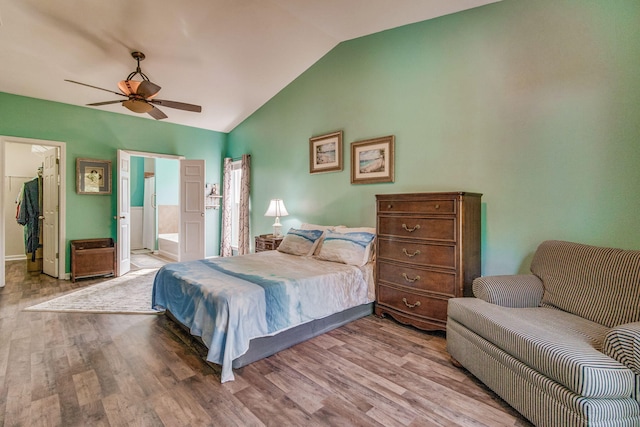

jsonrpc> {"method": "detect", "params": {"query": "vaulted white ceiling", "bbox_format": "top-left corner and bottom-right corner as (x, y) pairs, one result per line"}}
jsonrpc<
(0, 0), (499, 132)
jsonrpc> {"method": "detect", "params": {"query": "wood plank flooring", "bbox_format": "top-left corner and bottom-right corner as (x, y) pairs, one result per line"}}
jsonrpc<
(1, 260), (532, 426)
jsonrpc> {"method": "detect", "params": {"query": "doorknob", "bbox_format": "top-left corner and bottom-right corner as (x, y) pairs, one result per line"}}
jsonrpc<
(113, 216), (126, 219)
(39, 216), (45, 220)
(201, 213), (205, 217)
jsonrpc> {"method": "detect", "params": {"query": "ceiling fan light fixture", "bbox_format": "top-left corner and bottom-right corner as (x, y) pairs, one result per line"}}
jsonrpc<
(118, 80), (139, 96)
(65, 50), (200, 120)
(123, 99), (153, 113)
(118, 79), (160, 98)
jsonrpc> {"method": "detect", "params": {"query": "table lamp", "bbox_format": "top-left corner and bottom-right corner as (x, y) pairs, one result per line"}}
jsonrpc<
(264, 199), (289, 237)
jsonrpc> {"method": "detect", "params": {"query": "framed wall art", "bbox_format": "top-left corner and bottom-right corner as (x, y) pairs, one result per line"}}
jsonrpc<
(309, 130), (343, 174)
(76, 158), (112, 195)
(350, 135), (395, 184)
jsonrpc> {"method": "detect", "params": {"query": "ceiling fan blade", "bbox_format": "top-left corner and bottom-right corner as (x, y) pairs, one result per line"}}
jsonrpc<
(137, 80), (161, 98)
(87, 100), (124, 106)
(65, 80), (126, 97)
(150, 99), (202, 113)
(148, 106), (168, 120)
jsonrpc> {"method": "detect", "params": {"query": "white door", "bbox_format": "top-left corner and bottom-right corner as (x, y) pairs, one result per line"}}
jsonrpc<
(179, 159), (205, 261)
(42, 147), (59, 277)
(117, 150), (131, 276)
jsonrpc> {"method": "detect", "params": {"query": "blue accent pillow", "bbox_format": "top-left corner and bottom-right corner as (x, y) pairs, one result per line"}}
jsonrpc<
(316, 230), (376, 266)
(276, 228), (324, 256)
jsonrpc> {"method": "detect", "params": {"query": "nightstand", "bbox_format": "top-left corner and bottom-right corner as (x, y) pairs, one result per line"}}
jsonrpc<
(255, 234), (283, 252)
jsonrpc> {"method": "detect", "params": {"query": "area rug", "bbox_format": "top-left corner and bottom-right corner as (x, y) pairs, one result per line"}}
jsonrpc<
(131, 253), (168, 269)
(24, 268), (165, 314)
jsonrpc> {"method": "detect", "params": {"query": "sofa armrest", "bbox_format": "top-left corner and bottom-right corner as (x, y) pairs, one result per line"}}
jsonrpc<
(603, 322), (640, 376)
(472, 274), (544, 308)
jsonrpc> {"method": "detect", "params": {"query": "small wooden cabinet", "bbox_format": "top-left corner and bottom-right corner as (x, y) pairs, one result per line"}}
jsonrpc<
(375, 192), (482, 331)
(255, 235), (283, 252)
(70, 238), (116, 282)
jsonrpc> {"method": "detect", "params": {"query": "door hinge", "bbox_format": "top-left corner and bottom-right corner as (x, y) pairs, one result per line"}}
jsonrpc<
(56, 158), (59, 165)
(56, 253), (59, 259)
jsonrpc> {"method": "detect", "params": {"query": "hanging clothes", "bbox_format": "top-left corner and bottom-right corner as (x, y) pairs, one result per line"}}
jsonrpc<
(17, 177), (40, 261)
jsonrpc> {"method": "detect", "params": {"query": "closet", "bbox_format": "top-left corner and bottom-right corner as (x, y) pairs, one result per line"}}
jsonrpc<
(4, 142), (58, 276)
(15, 168), (43, 271)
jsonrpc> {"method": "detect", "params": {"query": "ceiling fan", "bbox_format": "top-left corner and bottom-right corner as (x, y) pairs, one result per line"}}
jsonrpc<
(65, 51), (202, 120)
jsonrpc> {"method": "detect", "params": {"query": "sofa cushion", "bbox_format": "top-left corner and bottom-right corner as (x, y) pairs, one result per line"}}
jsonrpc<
(448, 297), (636, 398)
(472, 274), (544, 308)
(530, 240), (640, 328)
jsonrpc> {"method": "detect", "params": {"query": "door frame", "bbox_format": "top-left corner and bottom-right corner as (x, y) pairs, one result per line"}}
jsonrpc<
(0, 136), (67, 286)
(117, 150), (184, 275)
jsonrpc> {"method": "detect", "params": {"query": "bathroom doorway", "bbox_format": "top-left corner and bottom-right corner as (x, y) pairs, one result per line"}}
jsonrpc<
(129, 155), (180, 267)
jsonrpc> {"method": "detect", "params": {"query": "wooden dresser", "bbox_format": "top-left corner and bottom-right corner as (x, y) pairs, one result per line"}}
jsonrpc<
(375, 192), (482, 331)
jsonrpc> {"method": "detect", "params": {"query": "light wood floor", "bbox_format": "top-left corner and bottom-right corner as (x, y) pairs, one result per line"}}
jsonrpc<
(1, 260), (532, 426)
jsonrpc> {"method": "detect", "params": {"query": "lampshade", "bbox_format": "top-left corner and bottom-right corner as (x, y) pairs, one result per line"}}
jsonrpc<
(118, 80), (160, 98)
(122, 99), (154, 113)
(264, 199), (288, 237)
(118, 80), (141, 96)
(264, 199), (289, 218)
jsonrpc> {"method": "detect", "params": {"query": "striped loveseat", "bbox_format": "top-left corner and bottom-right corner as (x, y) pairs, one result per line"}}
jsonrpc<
(447, 240), (640, 426)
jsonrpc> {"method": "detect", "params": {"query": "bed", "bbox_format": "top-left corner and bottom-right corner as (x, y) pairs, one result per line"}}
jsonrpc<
(152, 225), (376, 382)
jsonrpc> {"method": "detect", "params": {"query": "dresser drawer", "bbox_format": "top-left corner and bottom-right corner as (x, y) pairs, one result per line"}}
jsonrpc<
(377, 238), (456, 269)
(377, 284), (449, 322)
(255, 235), (283, 252)
(378, 215), (456, 241)
(377, 261), (456, 296)
(255, 240), (269, 251)
(377, 199), (455, 214)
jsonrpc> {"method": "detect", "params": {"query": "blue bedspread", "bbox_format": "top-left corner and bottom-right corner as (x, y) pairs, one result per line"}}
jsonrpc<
(152, 251), (373, 382)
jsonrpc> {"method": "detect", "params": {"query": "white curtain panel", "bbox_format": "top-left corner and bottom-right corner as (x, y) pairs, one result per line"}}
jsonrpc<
(238, 154), (251, 255)
(220, 157), (233, 257)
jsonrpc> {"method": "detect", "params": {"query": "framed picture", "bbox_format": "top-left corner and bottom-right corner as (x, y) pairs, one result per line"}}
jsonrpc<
(309, 130), (343, 174)
(76, 158), (112, 195)
(350, 135), (395, 184)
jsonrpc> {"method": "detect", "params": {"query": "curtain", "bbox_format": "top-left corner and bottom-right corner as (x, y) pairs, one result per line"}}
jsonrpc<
(238, 154), (251, 255)
(220, 154), (251, 257)
(220, 158), (233, 257)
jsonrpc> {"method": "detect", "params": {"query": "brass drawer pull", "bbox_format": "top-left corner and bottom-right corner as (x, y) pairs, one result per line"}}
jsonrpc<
(402, 248), (421, 258)
(402, 297), (421, 308)
(402, 223), (421, 232)
(402, 273), (420, 283)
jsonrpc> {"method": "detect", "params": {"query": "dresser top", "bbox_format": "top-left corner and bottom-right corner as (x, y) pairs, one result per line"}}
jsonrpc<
(376, 191), (482, 199)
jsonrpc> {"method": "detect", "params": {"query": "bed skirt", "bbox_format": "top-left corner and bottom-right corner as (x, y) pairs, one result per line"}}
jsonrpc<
(166, 302), (373, 370)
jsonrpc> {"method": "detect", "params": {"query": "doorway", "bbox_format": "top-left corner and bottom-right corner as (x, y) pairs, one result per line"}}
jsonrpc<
(0, 136), (67, 287)
(129, 155), (180, 264)
(116, 150), (205, 277)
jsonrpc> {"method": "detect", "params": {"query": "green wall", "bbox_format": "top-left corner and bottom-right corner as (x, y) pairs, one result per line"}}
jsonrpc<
(130, 156), (145, 207)
(155, 158), (180, 205)
(1, 92), (226, 270)
(228, 0), (640, 275)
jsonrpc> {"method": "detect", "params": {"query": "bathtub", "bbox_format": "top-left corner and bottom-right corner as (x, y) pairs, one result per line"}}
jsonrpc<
(158, 233), (179, 261)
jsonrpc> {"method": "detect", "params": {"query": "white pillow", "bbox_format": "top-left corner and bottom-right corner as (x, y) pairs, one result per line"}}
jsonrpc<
(316, 230), (376, 266)
(300, 223), (344, 231)
(300, 223), (345, 254)
(335, 226), (376, 234)
(277, 228), (324, 256)
(335, 227), (376, 262)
